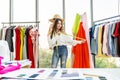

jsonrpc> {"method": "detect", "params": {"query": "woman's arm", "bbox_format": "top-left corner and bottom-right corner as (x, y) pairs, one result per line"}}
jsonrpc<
(63, 33), (86, 46)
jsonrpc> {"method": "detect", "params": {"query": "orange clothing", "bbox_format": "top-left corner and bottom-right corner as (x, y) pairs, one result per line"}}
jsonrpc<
(72, 22), (90, 68)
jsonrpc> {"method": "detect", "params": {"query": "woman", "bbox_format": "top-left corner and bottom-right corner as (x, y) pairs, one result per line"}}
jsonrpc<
(47, 14), (85, 68)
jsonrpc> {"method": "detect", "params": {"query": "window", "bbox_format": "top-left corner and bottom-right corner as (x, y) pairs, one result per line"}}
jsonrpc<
(13, 0), (35, 22)
(0, 0), (9, 26)
(93, 0), (119, 21)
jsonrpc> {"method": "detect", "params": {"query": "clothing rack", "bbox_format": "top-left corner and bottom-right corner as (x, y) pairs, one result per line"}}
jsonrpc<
(1, 21), (40, 27)
(93, 15), (120, 25)
(91, 15), (120, 68)
(1, 21), (40, 62)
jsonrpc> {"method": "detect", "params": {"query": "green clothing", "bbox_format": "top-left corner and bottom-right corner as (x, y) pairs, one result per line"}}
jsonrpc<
(72, 13), (81, 36)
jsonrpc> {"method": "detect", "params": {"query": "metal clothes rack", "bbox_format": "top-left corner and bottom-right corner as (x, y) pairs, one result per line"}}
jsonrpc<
(2, 21), (40, 24)
(1, 21), (40, 27)
(93, 15), (120, 25)
(1, 21), (40, 61)
(91, 15), (120, 68)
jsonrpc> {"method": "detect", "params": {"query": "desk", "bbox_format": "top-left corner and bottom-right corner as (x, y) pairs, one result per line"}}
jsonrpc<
(1, 68), (120, 80)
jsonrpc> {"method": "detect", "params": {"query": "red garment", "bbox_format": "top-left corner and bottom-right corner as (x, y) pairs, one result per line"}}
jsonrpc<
(28, 28), (35, 68)
(72, 22), (90, 68)
(15, 27), (21, 60)
(113, 22), (120, 57)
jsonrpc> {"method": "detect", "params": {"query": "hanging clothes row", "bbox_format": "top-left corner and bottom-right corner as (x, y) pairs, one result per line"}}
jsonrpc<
(90, 20), (120, 57)
(0, 25), (39, 68)
(72, 13), (93, 68)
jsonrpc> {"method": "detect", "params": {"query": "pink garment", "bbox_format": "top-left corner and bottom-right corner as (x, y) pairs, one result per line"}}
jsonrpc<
(0, 63), (21, 74)
(81, 13), (94, 68)
(0, 56), (21, 74)
(29, 27), (39, 68)
(0, 56), (5, 71)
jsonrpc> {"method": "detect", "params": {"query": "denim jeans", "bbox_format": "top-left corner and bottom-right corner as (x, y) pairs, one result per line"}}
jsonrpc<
(51, 45), (68, 68)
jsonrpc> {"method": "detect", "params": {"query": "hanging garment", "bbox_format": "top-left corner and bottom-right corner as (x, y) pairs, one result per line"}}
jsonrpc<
(81, 13), (93, 68)
(20, 27), (26, 60)
(26, 27), (35, 68)
(113, 22), (120, 57)
(29, 27), (39, 68)
(72, 22), (90, 68)
(22, 28), (27, 60)
(89, 25), (97, 54)
(5, 26), (16, 52)
(97, 26), (104, 57)
(72, 13), (81, 36)
(15, 27), (21, 60)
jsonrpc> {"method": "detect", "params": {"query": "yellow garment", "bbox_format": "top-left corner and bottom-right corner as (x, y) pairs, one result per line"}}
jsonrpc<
(20, 27), (25, 60)
(72, 13), (81, 36)
(97, 26), (106, 57)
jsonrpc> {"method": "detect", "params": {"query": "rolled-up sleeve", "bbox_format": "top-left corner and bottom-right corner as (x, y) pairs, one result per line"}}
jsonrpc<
(63, 34), (82, 46)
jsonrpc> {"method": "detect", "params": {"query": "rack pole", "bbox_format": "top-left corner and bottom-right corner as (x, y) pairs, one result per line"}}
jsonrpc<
(94, 15), (120, 23)
(2, 21), (40, 25)
(63, 0), (65, 30)
(90, 0), (96, 68)
(9, 0), (13, 26)
(35, 0), (39, 28)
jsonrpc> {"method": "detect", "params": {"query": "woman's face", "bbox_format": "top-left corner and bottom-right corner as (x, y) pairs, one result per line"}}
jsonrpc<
(56, 20), (62, 30)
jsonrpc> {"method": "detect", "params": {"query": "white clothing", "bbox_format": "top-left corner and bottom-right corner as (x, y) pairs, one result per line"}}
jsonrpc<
(47, 33), (82, 49)
(0, 40), (10, 62)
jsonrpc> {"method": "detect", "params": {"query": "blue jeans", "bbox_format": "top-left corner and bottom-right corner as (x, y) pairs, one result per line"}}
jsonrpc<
(51, 45), (68, 68)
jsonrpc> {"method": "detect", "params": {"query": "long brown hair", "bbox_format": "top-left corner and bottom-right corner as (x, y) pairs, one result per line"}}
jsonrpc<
(50, 18), (64, 39)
